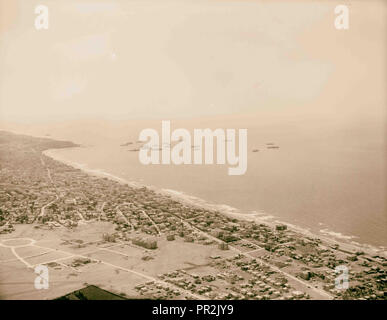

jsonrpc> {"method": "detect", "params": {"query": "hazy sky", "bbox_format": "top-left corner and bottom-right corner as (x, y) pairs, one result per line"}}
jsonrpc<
(0, 0), (386, 123)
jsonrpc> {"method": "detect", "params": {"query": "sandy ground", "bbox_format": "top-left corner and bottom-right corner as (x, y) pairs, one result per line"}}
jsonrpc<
(0, 221), (235, 299)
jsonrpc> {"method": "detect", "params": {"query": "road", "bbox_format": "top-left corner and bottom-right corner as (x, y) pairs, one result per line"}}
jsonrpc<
(116, 203), (135, 230)
(167, 211), (333, 299)
(0, 237), (203, 300)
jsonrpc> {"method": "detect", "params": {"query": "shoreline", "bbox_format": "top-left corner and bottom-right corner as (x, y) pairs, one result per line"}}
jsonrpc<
(43, 147), (387, 258)
(2, 129), (386, 300)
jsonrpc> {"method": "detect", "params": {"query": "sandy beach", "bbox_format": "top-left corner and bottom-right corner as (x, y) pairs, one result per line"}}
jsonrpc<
(43, 146), (387, 259)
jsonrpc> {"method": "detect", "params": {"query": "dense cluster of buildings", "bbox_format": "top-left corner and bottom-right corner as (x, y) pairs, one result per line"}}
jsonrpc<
(0, 131), (385, 300)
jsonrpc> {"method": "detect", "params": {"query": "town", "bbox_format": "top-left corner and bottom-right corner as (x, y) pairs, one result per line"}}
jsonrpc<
(0, 131), (385, 300)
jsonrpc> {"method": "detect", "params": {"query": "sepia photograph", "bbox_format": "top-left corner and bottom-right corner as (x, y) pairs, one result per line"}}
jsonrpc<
(0, 0), (386, 311)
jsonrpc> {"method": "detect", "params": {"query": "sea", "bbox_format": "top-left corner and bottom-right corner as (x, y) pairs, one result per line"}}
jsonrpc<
(14, 112), (385, 252)
(1, 0), (385, 252)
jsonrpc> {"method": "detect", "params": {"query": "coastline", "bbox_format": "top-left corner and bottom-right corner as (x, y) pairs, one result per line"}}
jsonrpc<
(2, 130), (386, 300)
(43, 147), (387, 258)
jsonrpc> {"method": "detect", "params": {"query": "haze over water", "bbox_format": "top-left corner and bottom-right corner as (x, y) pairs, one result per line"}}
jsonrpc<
(30, 113), (384, 249)
(1, 1), (386, 248)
